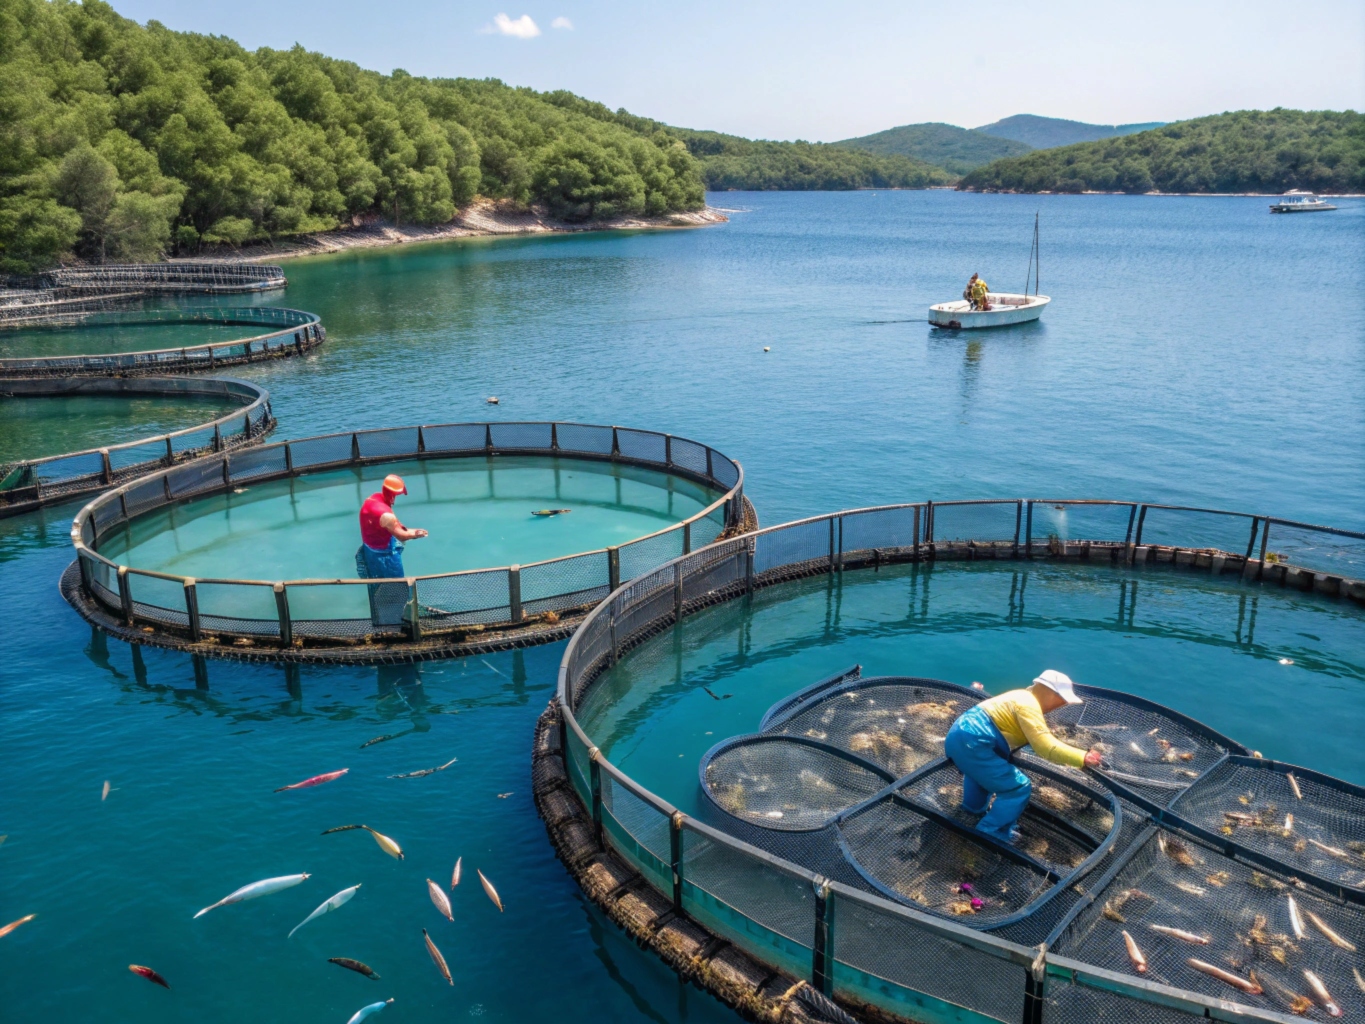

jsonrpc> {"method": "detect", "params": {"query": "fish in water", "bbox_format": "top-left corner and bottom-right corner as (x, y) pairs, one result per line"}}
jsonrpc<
(322, 825), (404, 860)
(289, 884), (361, 938)
(1157, 834), (1196, 867)
(1305, 911), (1356, 951)
(478, 869), (504, 912)
(388, 757), (457, 779)
(427, 879), (453, 922)
(1354, 967), (1365, 993)
(195, 874), (310, 918)
(1303, 969), (1342, 1017)
(1255, 971), (1313, 1016)
(1149, 924), (1209, 945)
(102, 780), (111, 801)
(1186, 959), (1262, 995)
(1286, 773), (1302, 800)
(329, 957), (380, 980)
(1122, 931), (1147, 973)
(702, 686), (732, 700)
(346, 998), (394, 1024)
(451, 857), (462, 889)
(496, 792), (513, 799)
(1173, 881), (1206, 897)
(0, 914), (35, 938)
(422, 929), (453, 985)
(360, 733), (401, 749)
(1282, 813), (1294, 834)
(1287, 894), (1306, 939)
(275, 768), (349, 792)
(1307, 837), (1351, 860)
(1128, 741), (1147, 758)
(128, 964), (170, 989)
(532, 509), (570, 516)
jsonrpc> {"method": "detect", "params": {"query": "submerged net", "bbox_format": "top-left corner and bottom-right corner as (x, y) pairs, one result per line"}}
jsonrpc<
(1052, 828), (1365, 1018)
(1171, 760), (1365, 893)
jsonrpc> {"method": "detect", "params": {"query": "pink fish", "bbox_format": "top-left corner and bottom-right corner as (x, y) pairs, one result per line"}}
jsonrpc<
(129, 964), (171, 989)
(275, 769), (349, 793)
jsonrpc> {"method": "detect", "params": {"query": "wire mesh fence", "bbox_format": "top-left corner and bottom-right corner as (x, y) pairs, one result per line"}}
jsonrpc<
(0, 306), (323, 378)
(1, 376), (273, 516)
(556, 499), (1363, 1024)
(71, 422), (745, 651)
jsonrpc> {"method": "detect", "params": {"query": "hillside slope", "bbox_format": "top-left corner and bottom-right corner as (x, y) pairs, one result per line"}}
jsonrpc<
(976, 114), (1167, 149)
(833, 123), (1031, 175)
(0, 0), (705, 271)
(960, 109), (1365, 194)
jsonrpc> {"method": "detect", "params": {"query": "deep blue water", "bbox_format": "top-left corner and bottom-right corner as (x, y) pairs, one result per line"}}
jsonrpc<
(1, 191), (1362, 1024)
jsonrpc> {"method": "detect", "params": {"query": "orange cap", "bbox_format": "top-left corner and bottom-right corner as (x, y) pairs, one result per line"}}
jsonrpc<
(382, 473), (407, 496)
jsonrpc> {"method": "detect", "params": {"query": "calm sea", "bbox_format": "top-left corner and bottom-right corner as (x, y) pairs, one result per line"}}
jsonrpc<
(1, 191), (1361, 1023)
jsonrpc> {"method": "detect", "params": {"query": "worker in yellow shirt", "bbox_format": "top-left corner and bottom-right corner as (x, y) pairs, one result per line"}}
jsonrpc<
(943, 670), (1103, 843)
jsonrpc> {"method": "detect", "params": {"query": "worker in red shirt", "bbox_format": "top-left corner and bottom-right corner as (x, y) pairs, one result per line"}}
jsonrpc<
(356, 474), (428, 623)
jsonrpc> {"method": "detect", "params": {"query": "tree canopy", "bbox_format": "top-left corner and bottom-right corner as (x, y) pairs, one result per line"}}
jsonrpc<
(0, 0), (705, 271)
(960, 110), (1364, 194)
(833, 123), (1031, 176)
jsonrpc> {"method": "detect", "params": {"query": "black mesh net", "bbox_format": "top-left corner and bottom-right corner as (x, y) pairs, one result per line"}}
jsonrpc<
(1051, 828), (1365, 1018)
(701, 737), (890, 831)
(1170, 760), (1365, 893)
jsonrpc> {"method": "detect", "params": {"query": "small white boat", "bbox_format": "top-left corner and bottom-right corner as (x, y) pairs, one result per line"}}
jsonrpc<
(929, 293), (1050, 329)
(1269, 191), (1336, 213)
(931, 212), (1049, 329)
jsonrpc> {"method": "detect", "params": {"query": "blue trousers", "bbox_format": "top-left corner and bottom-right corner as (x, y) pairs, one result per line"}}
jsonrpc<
(356, 540), (409, 626)
(943, 705), (1032, 841)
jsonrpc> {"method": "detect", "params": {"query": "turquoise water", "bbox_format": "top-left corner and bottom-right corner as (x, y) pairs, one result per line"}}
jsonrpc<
(1, 191), (1362, 1024)
(0, 393), (236, 464)
(97, 457), (719, 580)
(0, 320), (261, 358)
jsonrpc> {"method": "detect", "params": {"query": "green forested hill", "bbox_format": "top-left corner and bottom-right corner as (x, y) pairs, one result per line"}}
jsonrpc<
(833, 122), (1031, 175)
(974, 114), (1166, 149)
(0, 0), (705, 271)
(960, 110), (1365, 194)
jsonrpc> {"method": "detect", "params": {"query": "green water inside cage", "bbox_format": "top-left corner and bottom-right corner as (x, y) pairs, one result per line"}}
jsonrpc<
(0, 319), (265, 359)
(578, 560), (1365, 816)
(0, 394), (238, 464)
(97, 455), (721, 580)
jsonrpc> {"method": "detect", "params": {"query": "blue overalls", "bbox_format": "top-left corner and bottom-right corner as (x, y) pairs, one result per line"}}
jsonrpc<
(355, 537), (409, 626)
(943, 705), (1032, 842)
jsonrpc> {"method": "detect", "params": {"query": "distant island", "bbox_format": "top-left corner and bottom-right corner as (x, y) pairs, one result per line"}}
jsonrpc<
(959, 110), (1364, 194)
(974, 114), (1168, 150)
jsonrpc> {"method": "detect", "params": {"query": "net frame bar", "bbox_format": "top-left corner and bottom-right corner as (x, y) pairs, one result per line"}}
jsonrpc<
(71, 421), (745, 648)
(556, 499), (1362, 1024)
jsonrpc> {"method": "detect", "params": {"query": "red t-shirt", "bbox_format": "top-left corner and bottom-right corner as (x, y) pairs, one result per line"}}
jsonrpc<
(359, 492), (394, 549)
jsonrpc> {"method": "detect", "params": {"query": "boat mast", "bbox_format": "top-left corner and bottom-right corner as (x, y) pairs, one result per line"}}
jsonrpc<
(1023, 212), (1040, 297)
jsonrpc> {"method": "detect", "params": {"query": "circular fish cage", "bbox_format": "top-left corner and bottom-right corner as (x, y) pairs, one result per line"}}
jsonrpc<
(63, 421), (750, 663)
(541, 498), (1365, 1024)
(0, 306), (324, 379)
(0, 375), (273, 517)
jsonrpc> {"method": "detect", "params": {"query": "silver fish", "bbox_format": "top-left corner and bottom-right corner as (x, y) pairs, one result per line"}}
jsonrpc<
(388, 757), (457, 780)
(1307, 837), (1351, 860)
(478, 869), (503, 912)
(1303, 969), (1341, 1017)
(1305, 911), (1356, 951)
(427, 879), (452, 922)
(1287, 894), (1306, 939)
(1286, 773), (1302, 799)
(1149, 924), (1209, 944)
(346, 998), (394, 1024)
(288, 884), (360, 938)
(195, 874), (310, 918)
(451, 856), (462, 890)
(423, 929), (452, 985)
(101, 780), (111, 801)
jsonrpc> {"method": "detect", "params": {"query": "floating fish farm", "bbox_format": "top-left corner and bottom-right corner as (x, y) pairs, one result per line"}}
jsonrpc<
(537, 500), (1365, 1024)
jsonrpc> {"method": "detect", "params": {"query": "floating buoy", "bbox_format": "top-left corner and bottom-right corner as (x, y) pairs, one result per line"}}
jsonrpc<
(487, 396), (499, 404)
(763, 347), (770, 352)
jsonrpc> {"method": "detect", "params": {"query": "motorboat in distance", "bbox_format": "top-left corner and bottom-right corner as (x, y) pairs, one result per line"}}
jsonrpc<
(929, 292), (1050, 329)
(931, 212), (1048, 329)
(1269, 190), (1337, 213)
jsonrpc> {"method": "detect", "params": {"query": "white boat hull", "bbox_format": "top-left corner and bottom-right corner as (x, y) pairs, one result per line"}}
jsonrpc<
(929, 293), (1050, 329)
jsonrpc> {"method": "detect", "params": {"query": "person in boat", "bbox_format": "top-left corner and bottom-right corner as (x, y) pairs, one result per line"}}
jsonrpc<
(943, 670), (1102, 843)
(968, 274), (991, 311)
(356, 473), (428, 624)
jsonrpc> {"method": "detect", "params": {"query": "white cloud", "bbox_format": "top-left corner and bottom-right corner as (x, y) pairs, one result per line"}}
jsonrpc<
(481, 13), (541, 38)
(551, 16), (573, 30)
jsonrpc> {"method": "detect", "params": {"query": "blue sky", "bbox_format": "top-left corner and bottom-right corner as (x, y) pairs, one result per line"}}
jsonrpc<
(116, 0), (1364, 141)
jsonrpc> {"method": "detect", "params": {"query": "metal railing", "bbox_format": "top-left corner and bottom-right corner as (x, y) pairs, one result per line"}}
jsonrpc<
(556, 499), (1363, 1024)
(70, 422), (745, 649)
(0, 376), (273, 516)
(0, 307), (324, 378)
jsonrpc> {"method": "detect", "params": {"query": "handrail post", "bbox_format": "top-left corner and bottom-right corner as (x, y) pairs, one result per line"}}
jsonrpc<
(682, 521), (691, 555)
(117, 566), (134, 625)
(222, 453), (231, 487)
(589, 748), (603, 845)
(1257, 519), (1271, 580)
(417, 425), (426, 454)
(1244, 516), (1260, 561)
(284, 442), (294, 475)
(812, 877), (834, 996)
(836, 515), (844, 572)
(926, 501), (935, 559)
(351, 432), (361, 462)
(164, 435), (174, 466)
(611, 426), (620, 457)
(1133, 504), (1148, 548)
(213, 423), (223, 452)
(745, 540), (755, 594)
(705, 446), (714, 480)
(664, 434), (672, 467)
(1013, 500), (1023, 558)
(242, 412), (251, 440)
(1123, 503), (1138, 546)
(1025, 500), (1034, 559)
(607, 547), (620, 592)
(485, 423), (493, 452)
(408, 578), (423, 639)
(828, 517), (835, 569)
(674, 561), (684, 622)
(274, 583), (292, 647)
(100, 448), (112, 484)
(508, 566), (522, 624)
(669, 811), (684, 912)
(550, 422), (559, 451)
(184, 578), (201, 642)
(913, 505), (921, 561)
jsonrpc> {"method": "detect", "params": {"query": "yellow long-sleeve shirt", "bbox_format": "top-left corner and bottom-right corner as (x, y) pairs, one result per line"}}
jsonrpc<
(978, 689), (1087, 769)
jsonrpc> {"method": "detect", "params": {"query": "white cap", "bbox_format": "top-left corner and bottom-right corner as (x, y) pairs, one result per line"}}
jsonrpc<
(1033, 669), (1083, 705)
